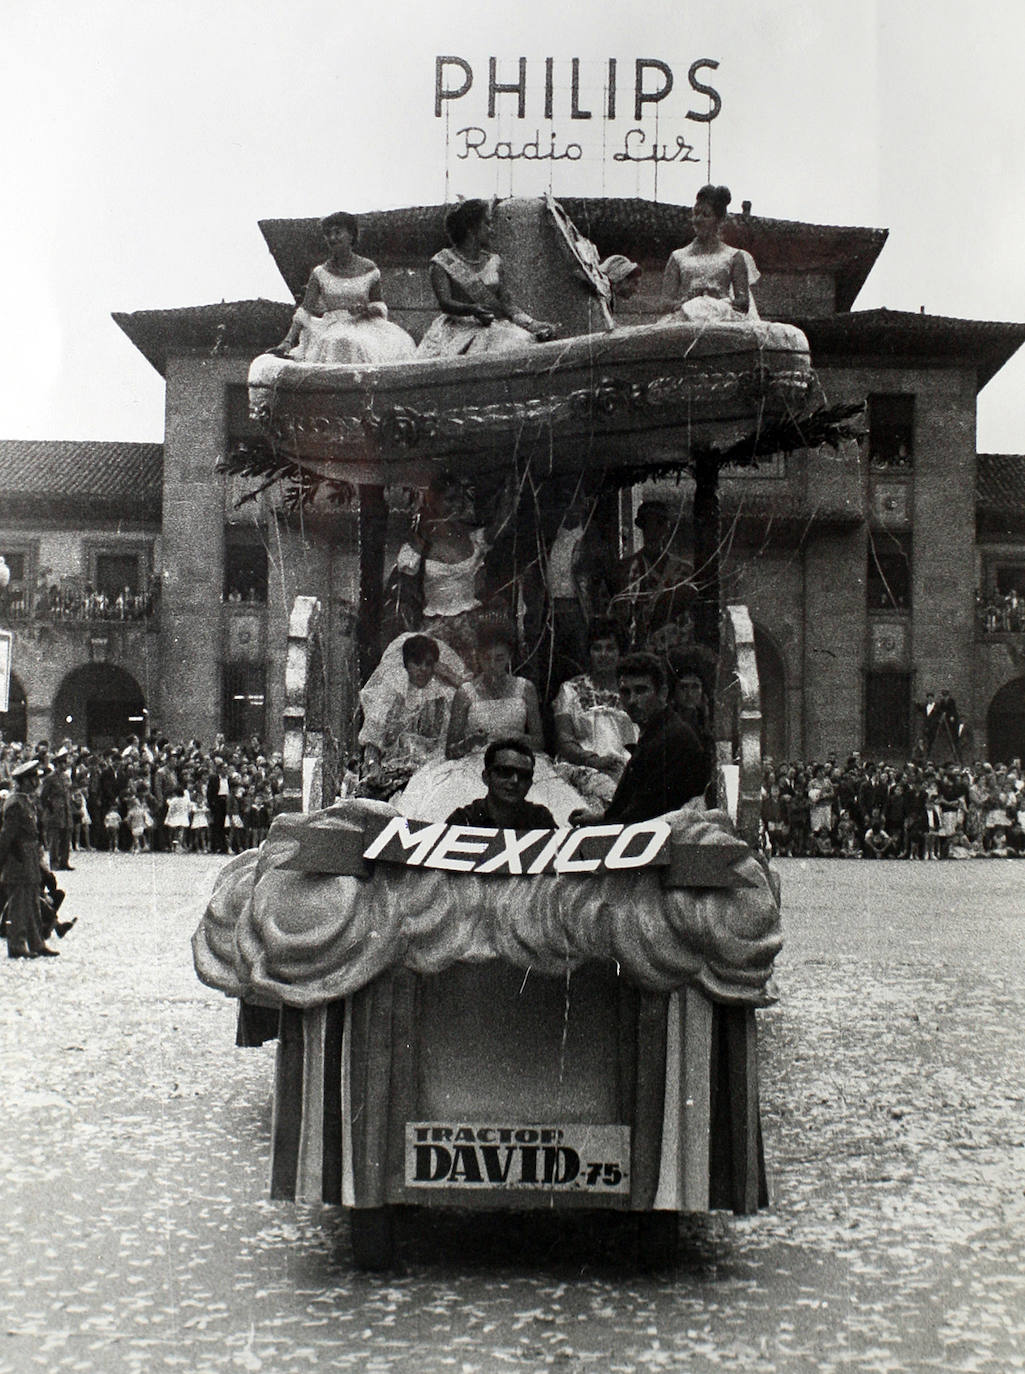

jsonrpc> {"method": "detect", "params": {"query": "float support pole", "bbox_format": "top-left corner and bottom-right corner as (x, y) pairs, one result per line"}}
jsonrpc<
(692, 450), (721, 655)
(356, 484), (388, 686)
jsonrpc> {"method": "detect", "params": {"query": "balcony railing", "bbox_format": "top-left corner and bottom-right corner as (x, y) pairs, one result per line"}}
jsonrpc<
(977, 602), (1025, 637)
(0, 589), (158, 624)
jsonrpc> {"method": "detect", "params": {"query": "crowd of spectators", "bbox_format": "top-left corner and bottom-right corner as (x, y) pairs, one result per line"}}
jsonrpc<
(977, 587), (1025, 635)
(0, 734), (284, 857)
(761, 754), (1025, 860)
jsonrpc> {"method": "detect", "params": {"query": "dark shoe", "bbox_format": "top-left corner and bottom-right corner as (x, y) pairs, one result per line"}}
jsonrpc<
(7, 945), (38, 959)
(55, 919), (77, 938)
(36, 946), (60, 957)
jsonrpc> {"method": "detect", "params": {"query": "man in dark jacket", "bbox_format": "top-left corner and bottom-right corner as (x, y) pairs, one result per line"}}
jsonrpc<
(39, 747), (74, 870)
(0, 758), (59, 958)
(571, 652), (710, 826)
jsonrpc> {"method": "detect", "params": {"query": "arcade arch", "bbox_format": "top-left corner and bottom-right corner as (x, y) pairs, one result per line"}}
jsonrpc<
(0, 672), (28, 745)
(52, 663), (146, 750)
(986, 676), (1025, 768)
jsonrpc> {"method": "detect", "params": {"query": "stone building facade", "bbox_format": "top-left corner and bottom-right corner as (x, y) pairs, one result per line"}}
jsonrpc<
(4, 199), (1024, 763)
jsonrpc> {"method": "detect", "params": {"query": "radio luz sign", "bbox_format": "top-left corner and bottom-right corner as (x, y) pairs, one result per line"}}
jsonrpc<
(434, 55), (722, 169)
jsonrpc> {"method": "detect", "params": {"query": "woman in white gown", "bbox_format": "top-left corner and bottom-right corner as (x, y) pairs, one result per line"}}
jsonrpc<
(552, 619), (637, 806)
(660, 184), (760, 324)
(417, 199), (556, 358)
(395, 623), (585, 824)
(275, 211), (417, 365)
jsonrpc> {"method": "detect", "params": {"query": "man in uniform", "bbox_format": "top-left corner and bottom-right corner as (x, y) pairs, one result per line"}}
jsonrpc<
(39, 745), (74, 870)
(0, 757), (59, 959)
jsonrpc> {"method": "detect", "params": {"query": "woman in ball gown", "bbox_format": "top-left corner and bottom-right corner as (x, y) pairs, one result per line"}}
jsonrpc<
(659, 184), (760, 323)
(552, 618), (637, 806)
(357, 635), (455, 801)
(394, 623), (585, 824)
(275, 211), (417, 364)
(416, 199), (556, 358)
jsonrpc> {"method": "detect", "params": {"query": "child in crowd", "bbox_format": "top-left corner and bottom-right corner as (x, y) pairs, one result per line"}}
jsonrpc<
(70, 784), (92, 851)
(836, 810), (861, 857)
(126, 790), (151, 854)
(164, 787), (193, 852)
(862, 809), (894, 859)
(104, 803), (123, 852)
(226, 784), (246, 853)
(190, 785), (210, 853)
(247, 787), (271, 848)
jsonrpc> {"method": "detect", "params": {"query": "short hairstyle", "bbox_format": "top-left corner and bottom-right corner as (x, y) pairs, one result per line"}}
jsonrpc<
(694, 183), (732, 221)
(320, 210), (359, 245)
(617, 651), (667, 693)
(402, 634), (440, 667)
(483, 737), (535, 771)
(445, 198), (489, 247)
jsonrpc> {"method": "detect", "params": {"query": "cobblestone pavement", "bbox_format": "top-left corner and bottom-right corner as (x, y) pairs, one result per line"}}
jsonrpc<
(1, 852), (1023, 1372)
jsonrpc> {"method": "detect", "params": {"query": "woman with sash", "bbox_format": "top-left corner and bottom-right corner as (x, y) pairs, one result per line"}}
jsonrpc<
(417, 199), (556, 358)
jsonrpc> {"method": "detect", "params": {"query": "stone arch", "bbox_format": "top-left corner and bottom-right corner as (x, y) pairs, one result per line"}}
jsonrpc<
(752, 623), (787, 763)
(986, 676), (1025, 768)
(0, 672), (28, 745)
(52, 663), (146, 750)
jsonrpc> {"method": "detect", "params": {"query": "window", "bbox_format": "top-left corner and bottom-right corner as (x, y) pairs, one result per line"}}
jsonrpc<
(0, 549), (29, 616)
(224, 530), (268, 603)
(221, 663), (266, 741)
(995, 565), (1025, 598)
(95, 552), (142, 598)
(867, 532), (911, 611)
(865, 671), (912, 752)
(868, 394), (914, 468)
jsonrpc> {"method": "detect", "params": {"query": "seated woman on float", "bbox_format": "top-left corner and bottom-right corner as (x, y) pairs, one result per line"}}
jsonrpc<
(394, 622), (585, 824)
(552, 617), (637, 806)
(660, 184), (760, 323)
(357, 634), (455, 800)
(274, 210), (417, 365)
(417, 199), (556, 358)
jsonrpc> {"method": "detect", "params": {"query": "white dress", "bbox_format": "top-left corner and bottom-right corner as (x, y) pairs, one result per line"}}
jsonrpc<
(394, 678), (585, 824)
(416, 249), (536, 358)
(289, 265), (417, 365)
(552, 675), (637, 805)
(660, 242), (761, 323)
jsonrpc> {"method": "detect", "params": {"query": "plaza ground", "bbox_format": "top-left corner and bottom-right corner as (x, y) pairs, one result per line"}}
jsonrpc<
(1, 852), (1023, 1372)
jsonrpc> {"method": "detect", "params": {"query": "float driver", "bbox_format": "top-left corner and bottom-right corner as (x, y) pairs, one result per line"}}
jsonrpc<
(447, 738), (556, 830)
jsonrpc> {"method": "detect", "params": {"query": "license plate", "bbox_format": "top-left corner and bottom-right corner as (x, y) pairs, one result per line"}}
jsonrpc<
(405, 1122), (630, 1193)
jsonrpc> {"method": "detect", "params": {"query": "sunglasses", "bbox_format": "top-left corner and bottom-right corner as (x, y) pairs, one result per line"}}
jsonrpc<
(489, 764), (533, 781)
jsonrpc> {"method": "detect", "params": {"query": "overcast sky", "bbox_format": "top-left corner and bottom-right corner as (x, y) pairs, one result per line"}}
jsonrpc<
(3, 0), (1024, 450)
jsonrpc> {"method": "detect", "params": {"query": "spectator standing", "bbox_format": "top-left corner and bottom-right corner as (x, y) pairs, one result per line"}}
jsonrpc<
(39, 748), (74, 870)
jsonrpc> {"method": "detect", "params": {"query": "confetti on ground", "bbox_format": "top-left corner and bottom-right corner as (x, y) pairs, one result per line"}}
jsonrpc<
(0, 853), (1022, 1372)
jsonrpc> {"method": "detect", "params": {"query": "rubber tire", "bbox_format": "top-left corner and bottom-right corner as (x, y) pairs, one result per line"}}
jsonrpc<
(350, 1207), (395, 1271)
(637, 1211), (679, 1271)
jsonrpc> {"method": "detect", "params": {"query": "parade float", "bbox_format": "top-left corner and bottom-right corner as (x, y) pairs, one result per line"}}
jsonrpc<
(193, 189), (852, 1269)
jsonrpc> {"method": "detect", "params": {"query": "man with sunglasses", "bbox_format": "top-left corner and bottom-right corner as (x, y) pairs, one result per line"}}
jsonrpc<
(446, 738), (556, 830)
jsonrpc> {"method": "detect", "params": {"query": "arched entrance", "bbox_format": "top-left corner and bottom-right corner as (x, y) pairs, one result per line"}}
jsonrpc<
(52, 664), (146, 750)
(987, 677), (1025, 767)
(0, 672), (28, 745)
(753, 625), (787, 763)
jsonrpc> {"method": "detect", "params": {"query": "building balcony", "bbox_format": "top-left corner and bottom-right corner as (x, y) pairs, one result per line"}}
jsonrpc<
(976, 605), (1025, 640)
(0, 589), (159, 629)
